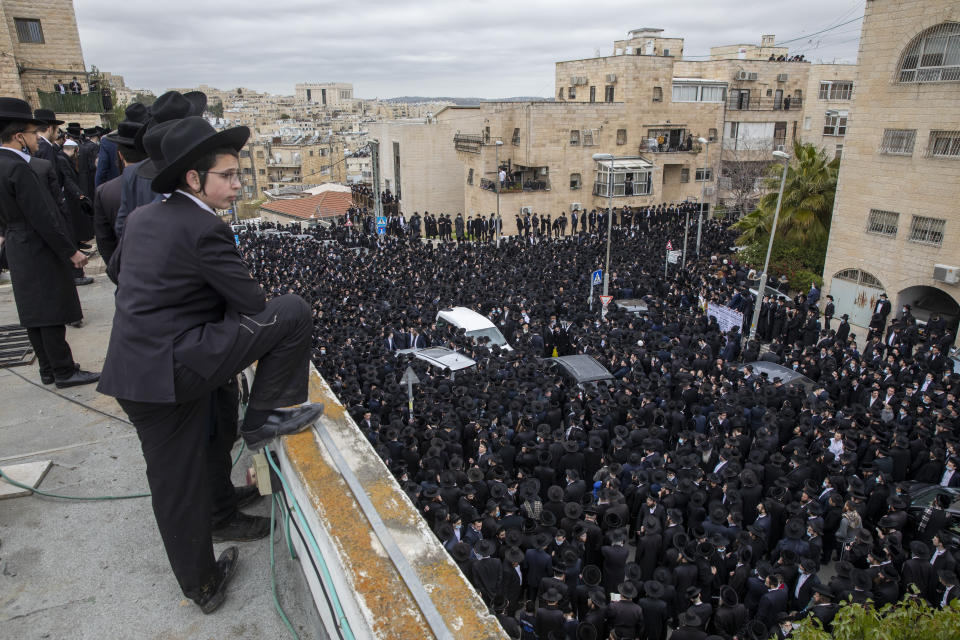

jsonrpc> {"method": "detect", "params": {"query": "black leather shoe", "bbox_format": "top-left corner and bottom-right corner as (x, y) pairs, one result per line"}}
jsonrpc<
(235, 484), (262, 509)
(41, 362), (80, 385)
(240, 403), (324, 451)
(195, 546), (239, 614)
(74, 277), (93, 286)
(211, 511), (270, 542)
(54, 369), (100, 388)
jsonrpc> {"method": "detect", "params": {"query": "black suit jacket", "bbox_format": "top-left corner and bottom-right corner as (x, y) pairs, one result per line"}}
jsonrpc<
(93, 175), (122, 265)
(98, 192), (266, 403)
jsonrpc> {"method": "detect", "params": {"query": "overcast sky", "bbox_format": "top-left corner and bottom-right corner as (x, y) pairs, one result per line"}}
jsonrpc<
(73, 0), (865, 99)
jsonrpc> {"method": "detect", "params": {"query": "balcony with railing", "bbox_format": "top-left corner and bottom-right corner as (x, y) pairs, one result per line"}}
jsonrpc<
(479, 163), (551, 193)
(37, 91), (104, 114)
(726, 96), (802, 112)
(453, 133), (483, 154)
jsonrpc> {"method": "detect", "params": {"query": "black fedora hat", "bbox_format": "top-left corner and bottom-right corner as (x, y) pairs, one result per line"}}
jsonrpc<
(151, 117), (249, 194)
(644, 580), (665, 599)
(65, 122), (83, 137)
(124, 102), (149, 123)
(450, 541), (472, 563)
(0, 98), (44, 124)
(33, 108), (64, 125)
(183, 91), (208, 117)
(618, 581), (638, 600)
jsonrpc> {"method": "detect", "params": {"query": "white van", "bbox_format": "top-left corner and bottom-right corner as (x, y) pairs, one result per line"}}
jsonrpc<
(436, 307), (513, 351)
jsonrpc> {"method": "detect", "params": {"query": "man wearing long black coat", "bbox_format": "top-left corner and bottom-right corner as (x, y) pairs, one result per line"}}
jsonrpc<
(0, 99), (95, 387)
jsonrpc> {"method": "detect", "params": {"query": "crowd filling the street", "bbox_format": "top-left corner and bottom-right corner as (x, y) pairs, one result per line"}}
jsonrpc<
(2, 90), (959, 638)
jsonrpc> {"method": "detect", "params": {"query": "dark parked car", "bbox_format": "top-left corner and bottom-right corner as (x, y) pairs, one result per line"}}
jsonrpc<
(544, 355), (614, 389)
(904, 483), (960, 545)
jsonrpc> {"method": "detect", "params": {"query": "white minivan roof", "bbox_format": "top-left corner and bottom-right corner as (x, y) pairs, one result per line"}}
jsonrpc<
(436, 307), (496, 331)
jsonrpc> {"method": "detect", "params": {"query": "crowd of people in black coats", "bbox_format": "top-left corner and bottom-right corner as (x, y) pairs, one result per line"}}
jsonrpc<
(237, 208), (960, 640)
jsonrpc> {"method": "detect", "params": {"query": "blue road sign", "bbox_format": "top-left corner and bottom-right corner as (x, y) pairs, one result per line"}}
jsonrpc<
(376, 216), (387, 235)
(591, 269), (603, 286)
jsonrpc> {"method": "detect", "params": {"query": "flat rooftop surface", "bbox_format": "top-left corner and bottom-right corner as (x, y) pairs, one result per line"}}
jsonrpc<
(0, 274), (324, 639)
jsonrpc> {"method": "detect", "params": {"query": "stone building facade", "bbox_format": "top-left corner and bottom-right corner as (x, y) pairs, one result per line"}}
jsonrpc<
(822, 0), (960, 334)
(366, 108), (486, 220)
(294, 82), (355, 109)
(369, 29), (856, 237)
(1, 0), (88, 108)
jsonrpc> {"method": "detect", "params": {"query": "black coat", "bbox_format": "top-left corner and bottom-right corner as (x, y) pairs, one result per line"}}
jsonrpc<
(93, 175), (122, 266)
(638, 596), (668, 640)
(98, 193), (266, 403)
(56, 151), (93, 241)
(0, 151), (80, 327)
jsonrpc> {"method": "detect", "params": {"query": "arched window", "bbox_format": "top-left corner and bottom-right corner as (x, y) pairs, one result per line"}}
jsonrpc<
(897, 22), (960, 83)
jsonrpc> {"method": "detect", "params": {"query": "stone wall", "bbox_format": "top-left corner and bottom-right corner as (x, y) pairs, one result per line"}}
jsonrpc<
(3, 0), (87, 109)
(822, 0), (960, 318)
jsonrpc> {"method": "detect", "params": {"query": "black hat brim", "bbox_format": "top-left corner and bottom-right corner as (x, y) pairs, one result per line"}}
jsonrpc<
(151, 126), (249, 194)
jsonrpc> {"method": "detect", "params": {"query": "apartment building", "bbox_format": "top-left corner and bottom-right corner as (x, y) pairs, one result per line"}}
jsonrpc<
(422, 30), (853, 235)
(238, 133), (345, 199)
(822, 0), (960, 334)
(0, 0), (102, 125)
(295, 82), (355, 109)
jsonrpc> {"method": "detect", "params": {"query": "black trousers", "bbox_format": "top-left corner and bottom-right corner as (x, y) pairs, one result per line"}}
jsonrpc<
(26, 325), (75, 379)
(117, 294), (312, 600)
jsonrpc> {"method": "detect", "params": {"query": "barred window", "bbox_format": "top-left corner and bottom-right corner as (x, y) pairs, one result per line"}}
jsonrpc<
(695, 168), (713, 181)
(512, 128), (520, 146)
(14, 18), (44, 43)
(569, 129), (580, 146)
(680, 168), (690, 183)
(879, 129), (916, 155)
(616, 129), (627, 145)
(928, 130), (960, 157)
(652, 86), (663, 102)
(570, 173), (581, 190)
(908, 215), (946, 246)
(898, 23), (960, 83)
(866, 209), (899, 237)
(568, 87), (576, 99)
(581, 129), (596, 146)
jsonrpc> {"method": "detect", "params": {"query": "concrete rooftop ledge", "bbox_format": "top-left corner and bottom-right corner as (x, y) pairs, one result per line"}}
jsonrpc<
(277, 366), (506, 640)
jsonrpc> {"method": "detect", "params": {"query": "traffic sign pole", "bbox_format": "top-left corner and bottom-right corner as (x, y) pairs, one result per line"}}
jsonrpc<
(400, 366), (420, 421)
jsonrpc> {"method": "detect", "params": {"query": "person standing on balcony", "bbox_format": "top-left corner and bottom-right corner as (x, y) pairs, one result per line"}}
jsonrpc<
(54, 80), (66, 94)
(0, 97), (98, 388)
(69, 77), (82, 94)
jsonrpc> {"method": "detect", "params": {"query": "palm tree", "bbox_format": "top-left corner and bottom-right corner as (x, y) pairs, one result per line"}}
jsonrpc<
(733, 140), (840, 247)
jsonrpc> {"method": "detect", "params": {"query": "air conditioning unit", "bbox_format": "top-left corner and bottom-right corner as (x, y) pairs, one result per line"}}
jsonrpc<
(736, 71), (749, 81)
(748, 72), (759, 81)
(570, 76), (588, 86)
(775, 144), (786, 152)
(571, 203), (583, 212)
(606, 73), (617, 83)
(933, 264), (960, 285)
(521, 206), (533, 215)
(703, 186), (716, 196)
(777, 73), (788, 82)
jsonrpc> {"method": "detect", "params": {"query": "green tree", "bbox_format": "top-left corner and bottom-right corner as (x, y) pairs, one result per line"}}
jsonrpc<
(733, 139), (839, 247)
(790, 594), (960, 640)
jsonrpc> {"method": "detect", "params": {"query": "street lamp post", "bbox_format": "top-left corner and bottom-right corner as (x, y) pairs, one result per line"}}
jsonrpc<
(592, 153), (614, 298)
(748, 149), (791, 342)
(495, 140), (503, 247)
(695, 136), (709, 256)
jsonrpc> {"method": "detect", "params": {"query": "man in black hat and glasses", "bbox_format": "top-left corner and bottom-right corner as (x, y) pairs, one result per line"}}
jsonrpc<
(0, 97), (98, 388)
(98, 116), (322, 613)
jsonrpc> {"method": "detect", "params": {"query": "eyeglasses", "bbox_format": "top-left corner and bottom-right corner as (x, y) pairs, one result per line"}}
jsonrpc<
(200, 170), (243, 185)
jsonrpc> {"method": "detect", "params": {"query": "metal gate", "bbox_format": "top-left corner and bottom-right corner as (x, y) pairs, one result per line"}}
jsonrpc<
(829, 269), (885, 328)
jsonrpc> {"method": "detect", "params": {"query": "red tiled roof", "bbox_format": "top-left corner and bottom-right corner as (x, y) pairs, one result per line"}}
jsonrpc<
(260, 191), (353, 220)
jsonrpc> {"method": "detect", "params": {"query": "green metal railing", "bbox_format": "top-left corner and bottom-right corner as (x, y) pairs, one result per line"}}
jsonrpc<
(37, 91), (104, 114)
